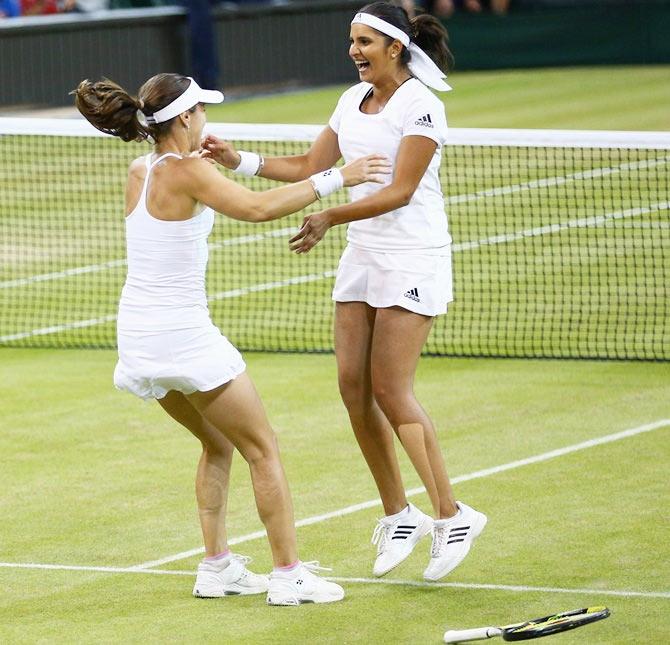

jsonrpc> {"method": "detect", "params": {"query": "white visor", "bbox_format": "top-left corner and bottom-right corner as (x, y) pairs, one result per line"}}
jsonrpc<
(351, 12), (452, 92)
(148, 77), (224, 124)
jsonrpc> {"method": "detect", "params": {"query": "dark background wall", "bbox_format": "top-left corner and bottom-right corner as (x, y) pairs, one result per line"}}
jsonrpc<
(0, 7), (189, 106)
(449, 0), (670, 69)
(1, 0), (669, 107)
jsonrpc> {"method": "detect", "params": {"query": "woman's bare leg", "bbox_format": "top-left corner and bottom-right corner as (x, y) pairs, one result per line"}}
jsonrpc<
(335, 301), (407, 516)
(187, 372), (298, 567)
(371, 307), (457, 519)
(158, 391), (233, 556)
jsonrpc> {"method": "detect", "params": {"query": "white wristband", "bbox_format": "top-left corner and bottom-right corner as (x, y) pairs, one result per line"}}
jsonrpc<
(309, 168), (344, 199)
(234, 150), (263, 176)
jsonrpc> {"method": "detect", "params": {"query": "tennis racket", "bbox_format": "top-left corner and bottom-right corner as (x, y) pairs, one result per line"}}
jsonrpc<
(443, 606), (610, 642)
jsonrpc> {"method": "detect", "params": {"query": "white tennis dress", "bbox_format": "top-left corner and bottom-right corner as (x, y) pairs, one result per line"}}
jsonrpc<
(113, 153), (246, 401)
(328, 78), (453, 316)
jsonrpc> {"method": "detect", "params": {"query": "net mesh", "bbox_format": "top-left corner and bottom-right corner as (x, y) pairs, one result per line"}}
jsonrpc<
(1, 119), (668, 360)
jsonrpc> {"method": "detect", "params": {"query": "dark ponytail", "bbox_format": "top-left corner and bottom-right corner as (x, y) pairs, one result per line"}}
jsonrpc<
(72, 73), (192, 143)
(72, 78), (151, 143)
(358, 1), (454, 73)
(412, 13), (454, 73)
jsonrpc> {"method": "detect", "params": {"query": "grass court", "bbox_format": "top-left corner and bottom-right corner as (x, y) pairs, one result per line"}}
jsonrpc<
(1, 66), (669, 643)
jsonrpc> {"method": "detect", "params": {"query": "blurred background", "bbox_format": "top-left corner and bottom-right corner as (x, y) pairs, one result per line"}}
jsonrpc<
(1, 0), (669, 109)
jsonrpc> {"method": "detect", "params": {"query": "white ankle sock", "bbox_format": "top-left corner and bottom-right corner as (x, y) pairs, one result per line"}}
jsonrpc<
(273, 560), (302, 577)
(204, 550), (232, 568)
(385, 504), (411, 523)
(439, 506), (463, 525)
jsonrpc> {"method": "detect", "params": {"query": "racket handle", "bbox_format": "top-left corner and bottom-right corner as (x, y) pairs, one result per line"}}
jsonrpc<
(443, 627), (502, 642)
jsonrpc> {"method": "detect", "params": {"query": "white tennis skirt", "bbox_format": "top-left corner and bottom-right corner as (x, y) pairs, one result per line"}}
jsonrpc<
(332, 245), (453, 317)
(114, 324), (246, 401)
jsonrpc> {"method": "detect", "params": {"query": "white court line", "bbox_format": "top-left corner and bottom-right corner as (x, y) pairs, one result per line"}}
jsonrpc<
(0, 258), (128, 290)
(4, 154), (668, 292)
(0, 314), (118, 344)
(0, 562), (189, 576)
(445, 155), (670, 205)
(209, 270), (336, 302)
(0, 227), (297, 290)
(129, 419), (670, 570)
(450, 201), (668, 253)
(0, 563), (667, 600)
(0, 272), (337, 343)
(2, 199), (667, 345)
(327, 578), (670, 600)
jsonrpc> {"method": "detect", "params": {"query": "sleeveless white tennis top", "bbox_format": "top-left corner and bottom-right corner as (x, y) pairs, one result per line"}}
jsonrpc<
(117, 153), (216, 334)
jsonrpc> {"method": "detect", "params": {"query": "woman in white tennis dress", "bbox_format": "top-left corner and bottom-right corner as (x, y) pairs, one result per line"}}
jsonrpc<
(73, 72), (389, 605)
(202, 2), (487, 582)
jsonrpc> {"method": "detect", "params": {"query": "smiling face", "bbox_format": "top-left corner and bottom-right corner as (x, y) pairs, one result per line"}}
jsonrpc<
(349, 23), (403, 85)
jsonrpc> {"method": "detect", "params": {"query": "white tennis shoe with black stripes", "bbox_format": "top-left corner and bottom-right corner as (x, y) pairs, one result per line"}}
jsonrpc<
(423, 501), (487, 581)
(371, 503), (433, 577)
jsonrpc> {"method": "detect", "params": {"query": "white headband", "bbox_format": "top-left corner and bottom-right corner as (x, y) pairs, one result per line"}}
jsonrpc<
(146, 77), (224, 124)
(351, 12), (452, 92)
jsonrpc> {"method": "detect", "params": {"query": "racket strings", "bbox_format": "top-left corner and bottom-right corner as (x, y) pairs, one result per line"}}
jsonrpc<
(503, 606), (611, 640)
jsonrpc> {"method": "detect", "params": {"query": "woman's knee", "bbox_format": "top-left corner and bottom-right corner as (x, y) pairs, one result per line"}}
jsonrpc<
(237, 427), (280, 466)
(200, 440), (233, 466)
(371, 378), (411, 426)
(199, 425), (235, 458)
(338, 368), (370, 410)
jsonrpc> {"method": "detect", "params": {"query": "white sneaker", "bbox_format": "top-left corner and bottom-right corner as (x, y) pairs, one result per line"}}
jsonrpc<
(193, 554), (269, 597)
(371, 503), (433, 577)
(266, 561), (345, 606)
(423, 501), (487, 581)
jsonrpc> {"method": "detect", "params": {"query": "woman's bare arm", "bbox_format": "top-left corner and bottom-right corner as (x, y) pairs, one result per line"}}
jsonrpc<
(201, 126), (342, 183)
(179, 152), (390, 223)
(289, 136), (437, 252)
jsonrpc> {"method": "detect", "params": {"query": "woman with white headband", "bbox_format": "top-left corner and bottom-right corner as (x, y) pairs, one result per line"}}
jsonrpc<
(203, 2), (487, 582)
(73, 72), (390, 605)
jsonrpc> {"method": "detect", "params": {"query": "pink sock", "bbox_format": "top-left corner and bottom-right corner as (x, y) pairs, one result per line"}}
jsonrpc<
(204, 549), (231, 563)
(273, 560), (300, 573)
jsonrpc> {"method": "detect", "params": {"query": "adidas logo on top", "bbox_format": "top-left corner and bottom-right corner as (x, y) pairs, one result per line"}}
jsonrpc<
(404, 287), (420, 302)
(414, 114), (433, 127)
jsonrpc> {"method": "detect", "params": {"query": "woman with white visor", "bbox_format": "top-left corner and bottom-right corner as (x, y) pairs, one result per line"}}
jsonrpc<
(202, 2), (487, 581)
(73, 72), (390, 605)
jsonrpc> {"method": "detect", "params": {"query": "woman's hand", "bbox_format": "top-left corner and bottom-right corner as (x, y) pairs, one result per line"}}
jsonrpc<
(289, 211), (332, 254)
(200, 134), (241, 169)
(188, 149), (216, 164)
(340, 154), (391, 188)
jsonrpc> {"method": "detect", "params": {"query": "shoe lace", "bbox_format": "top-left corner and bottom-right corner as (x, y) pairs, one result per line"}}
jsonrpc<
(230, 554), (253, 566)
(371, 521), (391, 555)
(301, 560), (333, 574)
(430, 525), (448, 558)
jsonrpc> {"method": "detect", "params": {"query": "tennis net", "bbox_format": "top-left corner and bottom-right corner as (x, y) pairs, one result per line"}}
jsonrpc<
(1, 118), (668, 360)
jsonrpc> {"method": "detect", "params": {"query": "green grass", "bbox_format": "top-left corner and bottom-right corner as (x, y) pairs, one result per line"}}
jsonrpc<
(1, 66), (669, 642)
(209, 66), (670, 131)
(0, 349), (669, 642)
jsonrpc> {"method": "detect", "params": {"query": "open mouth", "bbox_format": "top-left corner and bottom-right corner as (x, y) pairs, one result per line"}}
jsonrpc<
(354, 61), (370, 72)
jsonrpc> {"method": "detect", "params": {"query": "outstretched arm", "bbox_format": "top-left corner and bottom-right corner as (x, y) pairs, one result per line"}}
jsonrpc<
(289, 135), (437, 253)
(201, 126), (342, 183)
(181, 153), (390, 223)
